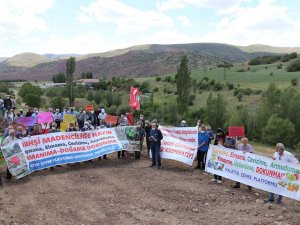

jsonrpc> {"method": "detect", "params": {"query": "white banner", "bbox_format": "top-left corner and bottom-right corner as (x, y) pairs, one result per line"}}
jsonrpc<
(160, 126), (198, 166)
(1, 129), (123, 178)
(206, 145), (300, 201)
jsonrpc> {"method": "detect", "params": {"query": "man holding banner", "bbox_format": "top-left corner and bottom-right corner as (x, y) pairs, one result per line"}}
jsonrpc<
(265, 143), (299, 205)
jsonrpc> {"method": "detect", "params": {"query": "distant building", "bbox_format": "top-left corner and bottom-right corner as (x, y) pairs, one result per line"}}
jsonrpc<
(76, 79), (99, 86)
(40, 83), (66, 89)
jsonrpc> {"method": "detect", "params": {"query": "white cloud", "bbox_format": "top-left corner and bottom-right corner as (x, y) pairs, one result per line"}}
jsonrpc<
(200, 0), (300, 46)
(77, 0), (173, 34)
(177, 16), (192, 27)
(157, 0), (247, 11)
(0, 0), (54, 37)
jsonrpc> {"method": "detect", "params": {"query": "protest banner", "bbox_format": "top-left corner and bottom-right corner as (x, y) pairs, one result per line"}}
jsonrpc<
(159, 126), (198, 166)
(63, 114), (76, 124)
(60, 122), (68, 132)
(86, 105), (94, 112)
(115, 126), (140, 151)
(105, 115), (118, 125)
(1, 129), (123, 179)
(38, 112), (53, 124)
(228, 126), (245, 137)
(206, 145), (300, 201)
(16, 117), (35, 127)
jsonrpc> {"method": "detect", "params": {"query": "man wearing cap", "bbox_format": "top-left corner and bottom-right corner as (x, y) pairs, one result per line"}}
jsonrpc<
(149, 119), (163, 169)
(178, 120), (187, 127)
(265, 143), (299, 205)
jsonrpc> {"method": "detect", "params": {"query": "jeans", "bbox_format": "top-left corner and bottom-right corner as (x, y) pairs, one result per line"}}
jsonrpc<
(269, 193), (283, 203)
(146, 138), (150, 158)
(150, 144), (161, 166)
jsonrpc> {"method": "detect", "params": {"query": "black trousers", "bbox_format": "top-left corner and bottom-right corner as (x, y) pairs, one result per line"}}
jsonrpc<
(197, 150), (207, 170)
(214, 175), (222, 180)
(146, 138), (150, 157)
(55, 120), (61, 129)
(135, 142), (143, 159)
(118, 151), (125, 158)
(6, 168), (12, 180)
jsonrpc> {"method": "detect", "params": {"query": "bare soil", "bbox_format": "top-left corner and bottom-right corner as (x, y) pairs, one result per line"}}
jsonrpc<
(0, 151), (300, 225)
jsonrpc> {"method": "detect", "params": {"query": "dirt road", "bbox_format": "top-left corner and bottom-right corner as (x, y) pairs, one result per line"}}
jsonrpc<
(0, 152), (300, 225)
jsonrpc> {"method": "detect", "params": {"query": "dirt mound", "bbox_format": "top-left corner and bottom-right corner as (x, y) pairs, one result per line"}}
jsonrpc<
(0, 152), (300, 225)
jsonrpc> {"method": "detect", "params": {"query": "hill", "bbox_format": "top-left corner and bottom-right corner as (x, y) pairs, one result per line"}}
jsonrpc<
(0, 43), (273, 81)
(3, 52), (50, 67)
(238, 44), (300, 54)
(0, 57), (7, 62)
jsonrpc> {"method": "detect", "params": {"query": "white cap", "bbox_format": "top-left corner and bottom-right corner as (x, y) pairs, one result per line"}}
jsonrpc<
(181, 120), (186, 124)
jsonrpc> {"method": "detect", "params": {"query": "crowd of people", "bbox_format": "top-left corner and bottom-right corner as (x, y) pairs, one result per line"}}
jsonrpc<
(0, 100), (299, 205)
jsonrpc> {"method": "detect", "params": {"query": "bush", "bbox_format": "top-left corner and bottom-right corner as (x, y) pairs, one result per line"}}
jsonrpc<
(287, 59), (300, 72)
(209, 80), (215, 86)
(277, 64), (282, 69)
(262, 114), (296, 147)
(46, 88), (59, 97)
(236, 68), (247, 72)
(291, 78), (298, 86)
(213, 82), (223, 91)
(164, 76), (172, 82)
(24, 94), (41, 108)
(155, 77), (161, 82)
(227, 83), (234, 90)
(269, 72), (273, 76)
(86, 90), (94, 101)
(50, 96), (67, 111)
(153, 87), (159, 93)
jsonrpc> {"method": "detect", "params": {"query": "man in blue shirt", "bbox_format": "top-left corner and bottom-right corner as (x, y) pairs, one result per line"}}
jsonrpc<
(149, 119), (163, 169)
(196, 125), (209, 170)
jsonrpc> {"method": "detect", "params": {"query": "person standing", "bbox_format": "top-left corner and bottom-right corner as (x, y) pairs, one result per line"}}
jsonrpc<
(196, 125), (209, 170)
(53, 109), (63, 129)
(77, 108), (85, 130)
(206, 126), (214, 145)
(149, 120), (163, 169)
(3, 96), (12, 110)
(2, 129), (17, 180)
(31, 108), (39, 124)
(212, 128), (226, 183)
(144, 120), (151, 159)
(265, 143), (299, 205)
(231, 137), (254, 189)
(98, 109), (107, 125)
(135, 121), (145, 160)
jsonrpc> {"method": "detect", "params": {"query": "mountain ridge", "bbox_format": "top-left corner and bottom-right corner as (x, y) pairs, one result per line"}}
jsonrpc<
(0, 43), (298, 81)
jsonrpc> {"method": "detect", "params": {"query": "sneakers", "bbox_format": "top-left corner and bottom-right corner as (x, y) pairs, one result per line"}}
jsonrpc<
(231, 185), (240, 189)
(150, 164), (156, 168)
(217, 180), (223, 184)
(211, 179), (217, 182)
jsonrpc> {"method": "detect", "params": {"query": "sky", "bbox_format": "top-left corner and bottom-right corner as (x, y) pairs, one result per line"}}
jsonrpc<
(1, 0), (300, 57)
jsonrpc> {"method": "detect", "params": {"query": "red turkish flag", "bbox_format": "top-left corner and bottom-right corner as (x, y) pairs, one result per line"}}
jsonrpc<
(129, 86), (140, 110)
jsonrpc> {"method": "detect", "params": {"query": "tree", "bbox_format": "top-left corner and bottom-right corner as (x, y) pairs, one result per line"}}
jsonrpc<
(24, 94), (41, 108)
(287, 59), (300, 72)
(81, 72), (93, 79)
(218, 61), (233, 80)
(66, 57), (76, 106)
(262, 114), (295, 147)
(176, 55), (191, 118)
(50, 96), (67, 111)
(19, 83), (43, 99)
(86, 90), (94, 101)
(206, 93), (227, 129)
(52, 73), (66, 83)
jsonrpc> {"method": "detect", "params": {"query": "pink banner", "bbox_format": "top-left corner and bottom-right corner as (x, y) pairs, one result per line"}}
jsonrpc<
(37, 112), (53, 124)
(16, 117), (35, 127)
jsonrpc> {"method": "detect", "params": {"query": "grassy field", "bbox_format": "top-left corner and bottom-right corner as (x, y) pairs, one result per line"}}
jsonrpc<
(136, 59), (300, 112)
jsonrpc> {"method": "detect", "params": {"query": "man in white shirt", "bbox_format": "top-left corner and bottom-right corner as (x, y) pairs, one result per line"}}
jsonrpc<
(98, 109), (107, 124)
(265, 143), (299, 205)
